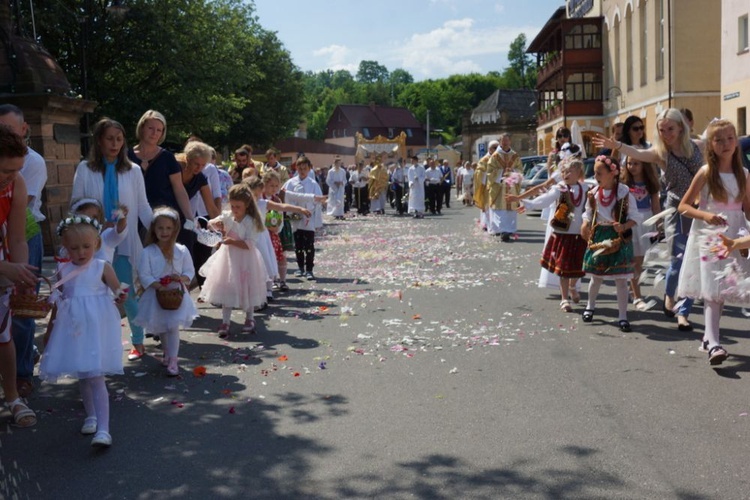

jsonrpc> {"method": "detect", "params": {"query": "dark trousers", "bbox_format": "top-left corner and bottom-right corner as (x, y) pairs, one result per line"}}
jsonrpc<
(354, 186), (370, 214)
(294, 229), (315, 272)
(426, 183), (440, 213)
(394, 184), (405, 214)
(442, 184), (451, 207)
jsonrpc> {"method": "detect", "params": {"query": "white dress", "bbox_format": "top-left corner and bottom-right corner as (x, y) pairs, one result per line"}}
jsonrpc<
(326, 167), (346, 216)
(407, 165), (425, 213)
(199, 213), (268, 311)
(39, 259), (123, 381)
(254, 199), (280, 280)
(134, 243), (199, 332)
(678, 171), (750, 303)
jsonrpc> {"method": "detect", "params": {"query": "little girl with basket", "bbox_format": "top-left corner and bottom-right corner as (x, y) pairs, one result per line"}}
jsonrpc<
(581, 156), (640, 332)
(199, 183), (269, 338)
(134, 207), (198, 376)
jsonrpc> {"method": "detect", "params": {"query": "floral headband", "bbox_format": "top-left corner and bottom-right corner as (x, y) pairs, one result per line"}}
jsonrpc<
(595, 155), (618, 172)
(69, 197), (101, 214)
(56, 215), (102, 236)
(152, 207), (180, 221)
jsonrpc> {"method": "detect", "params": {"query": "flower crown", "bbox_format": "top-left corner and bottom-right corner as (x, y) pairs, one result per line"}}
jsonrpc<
(56, 215), (102, 236)
(595, 155), (618, 172)
(69, 197), (101, 214)
(153, 207), (180, 221)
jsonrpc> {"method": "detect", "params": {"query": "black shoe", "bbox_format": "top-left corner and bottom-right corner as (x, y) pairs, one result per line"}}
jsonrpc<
(305, 271), (316, 281)
(500, 233), (511, 242)
(618, 320), (631, 332)
(294, 269), (304, 277)
(445, 204), (450, 208)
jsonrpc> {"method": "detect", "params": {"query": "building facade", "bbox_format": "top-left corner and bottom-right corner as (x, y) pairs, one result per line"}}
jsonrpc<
(721, 0), (749, 135)
(528, 0), (722, 155)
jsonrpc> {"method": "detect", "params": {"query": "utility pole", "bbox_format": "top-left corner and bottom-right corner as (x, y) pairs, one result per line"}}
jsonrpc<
(426, 109), (430, 152)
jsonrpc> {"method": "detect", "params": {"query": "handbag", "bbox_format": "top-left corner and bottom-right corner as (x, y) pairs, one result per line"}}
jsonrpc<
(279, 219), (295, 251)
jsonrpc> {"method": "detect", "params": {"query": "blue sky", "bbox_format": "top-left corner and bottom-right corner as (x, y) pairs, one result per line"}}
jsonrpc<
(254, 0), (565, 80)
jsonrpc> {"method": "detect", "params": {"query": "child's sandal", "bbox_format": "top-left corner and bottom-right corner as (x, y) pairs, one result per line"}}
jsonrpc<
(569, 289), (581, 304)
(618, 320), (632, 332)
(560, 300), (573, 312)
(7, 398), (36, 428)
(217, 323), (230, 339)
(242, 319), (257, 334)
(582, 309), (594, 323)
(708, 345), (728, 365)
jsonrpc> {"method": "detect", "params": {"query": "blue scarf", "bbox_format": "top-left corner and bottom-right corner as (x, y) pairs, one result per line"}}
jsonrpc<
(103, 158), (119, 222)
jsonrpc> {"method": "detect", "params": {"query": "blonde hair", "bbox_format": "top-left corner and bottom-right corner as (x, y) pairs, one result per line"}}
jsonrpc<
(135, 110), (167, 145)
(144, 206), (180, 261)
(653, 108), (693, 160)
(244, 175), (264, 192)
(705, 120), (745, 203)
(228, 183), (265, 232)
(184, 141), (212, 163)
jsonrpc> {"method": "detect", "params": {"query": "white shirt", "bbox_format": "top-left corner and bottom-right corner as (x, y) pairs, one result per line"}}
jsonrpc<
(137, 243), (195, 289)
(21, 147), (47, 222)
(283, 175), (323, 230)
(392, 166), (406, 185)
(425, 168), (441, 184)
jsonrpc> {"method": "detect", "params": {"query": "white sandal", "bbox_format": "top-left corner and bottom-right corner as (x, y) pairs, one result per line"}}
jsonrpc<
(7, 398), (36, 428)
(560, 299), (573, 312)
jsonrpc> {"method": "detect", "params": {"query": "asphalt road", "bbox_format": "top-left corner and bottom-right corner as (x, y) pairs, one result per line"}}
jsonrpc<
(2, 203), (750, 499)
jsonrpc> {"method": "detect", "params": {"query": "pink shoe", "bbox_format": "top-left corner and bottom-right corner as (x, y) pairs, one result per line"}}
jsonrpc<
(217, 323), (230, 339)
(167, 357), (179, 376)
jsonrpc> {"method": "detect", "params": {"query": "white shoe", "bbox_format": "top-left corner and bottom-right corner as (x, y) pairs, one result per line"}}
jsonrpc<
(81, 417), (97, 435)
(91, 431), (112, 447)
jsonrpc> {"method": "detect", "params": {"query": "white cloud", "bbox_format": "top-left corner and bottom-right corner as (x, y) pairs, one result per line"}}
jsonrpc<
(311, 44), (359, 73)
(389, 18), (536, 78)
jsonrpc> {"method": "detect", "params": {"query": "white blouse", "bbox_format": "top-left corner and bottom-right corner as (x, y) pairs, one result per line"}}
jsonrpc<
(71, 161), (153, 269)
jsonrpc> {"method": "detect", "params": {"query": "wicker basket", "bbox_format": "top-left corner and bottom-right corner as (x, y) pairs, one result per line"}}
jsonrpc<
(156, 287), (184, 310)
(10, 277), (52, 319)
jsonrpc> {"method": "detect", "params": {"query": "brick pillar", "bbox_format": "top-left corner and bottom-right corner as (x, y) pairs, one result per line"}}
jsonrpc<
(2, 95), (96, 255)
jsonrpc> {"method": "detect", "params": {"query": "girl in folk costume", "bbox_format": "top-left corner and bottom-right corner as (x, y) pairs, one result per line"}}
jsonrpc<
(40, 216), (127, 447)
(620, 156), (661, 311)
(581, 156), (640, 332)
(678, 120), (750, 365)
(247, 176), (311, 298)
(486, 134), (523, 241)
(199, 183), (268, 338)
(326, 157), (346, 219)
(520, 160), (589, 312)
(134, 207), (198, 376)
(368, 159), (389, 215)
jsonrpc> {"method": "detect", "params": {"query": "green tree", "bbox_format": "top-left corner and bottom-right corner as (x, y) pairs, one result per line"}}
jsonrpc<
(356, 60), (389, 84)
(16, 0), (302, 148)
(506, 33), (537, 89)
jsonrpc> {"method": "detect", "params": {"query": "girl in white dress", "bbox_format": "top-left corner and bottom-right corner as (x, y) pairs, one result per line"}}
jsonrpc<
(248, 175), (311, 293)
(677, 120), (750, 365)
(40, 216), (126, 447)
(134, 207), (198, 376)
(199, 184), (268, 338)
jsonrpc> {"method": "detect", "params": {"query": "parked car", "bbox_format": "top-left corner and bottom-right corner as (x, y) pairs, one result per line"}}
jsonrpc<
(521, 155), (547, 175)
(520, 163), (549, 190)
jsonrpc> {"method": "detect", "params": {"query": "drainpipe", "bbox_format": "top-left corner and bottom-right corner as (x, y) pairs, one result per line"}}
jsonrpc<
(667, 0), (673, 109)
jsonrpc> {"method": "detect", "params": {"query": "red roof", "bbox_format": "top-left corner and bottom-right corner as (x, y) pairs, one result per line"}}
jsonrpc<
(331, 104), (423, 129)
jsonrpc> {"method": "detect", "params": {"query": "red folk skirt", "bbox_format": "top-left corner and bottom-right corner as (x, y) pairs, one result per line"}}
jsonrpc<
(540, 232), (586, 278)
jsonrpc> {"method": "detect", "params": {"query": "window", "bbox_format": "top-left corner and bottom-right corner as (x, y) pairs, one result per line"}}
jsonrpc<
(565, 73), (602, 101)
(656, 0), (665, 80)
(740, 15), (749, 53)
(639, 1), (648, 86)
(388, 127), (395, 138)
(564, 23), (601, 49)
(362, 127), (370, 138)
(739, 107), (747, 136)
(405, 128), (413, 137)
(614, 18), (621, 86)
(626, 7), (633, 91)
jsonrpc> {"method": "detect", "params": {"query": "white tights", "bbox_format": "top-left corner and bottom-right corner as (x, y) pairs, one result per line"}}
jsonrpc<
(703, 299), (723, 349)
(586, 277), (630, 321)
(160, 326), (181, 360)
(79, 376), (109, 433)
(222, 307), (254, 324)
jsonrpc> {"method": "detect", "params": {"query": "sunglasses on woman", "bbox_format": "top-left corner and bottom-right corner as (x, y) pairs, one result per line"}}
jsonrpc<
(631, 125), (645, 131)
